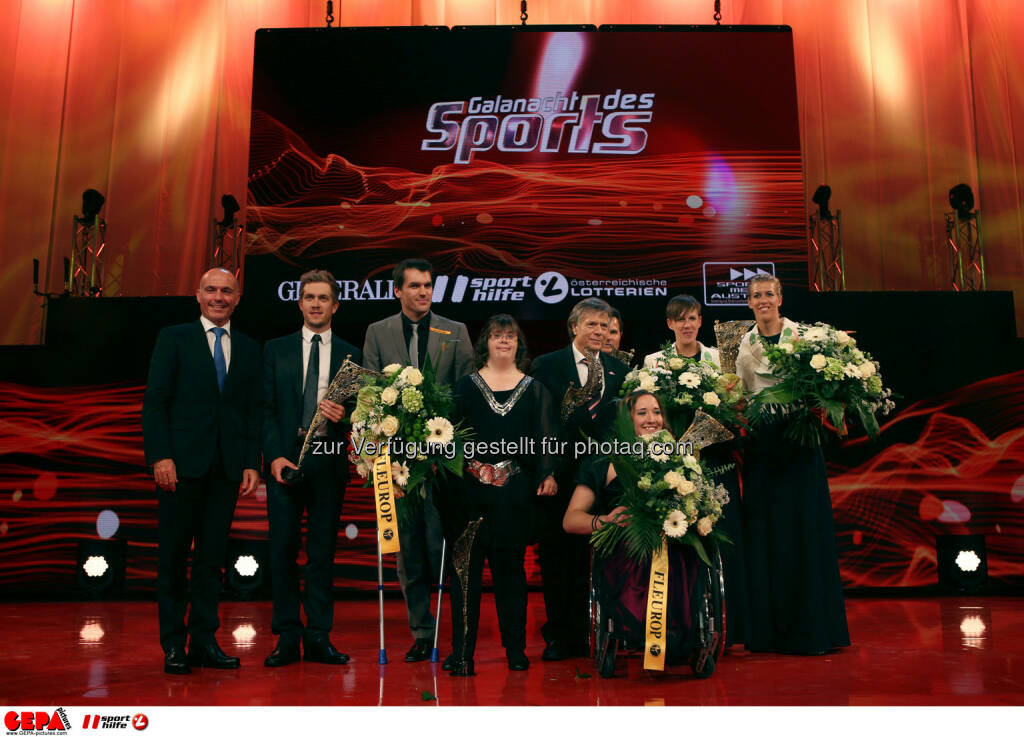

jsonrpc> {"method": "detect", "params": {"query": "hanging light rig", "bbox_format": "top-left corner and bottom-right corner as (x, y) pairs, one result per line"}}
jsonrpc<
(714, 1), (722, 24)
(326, 1), (334, 28)
(521, 1), (528, 26)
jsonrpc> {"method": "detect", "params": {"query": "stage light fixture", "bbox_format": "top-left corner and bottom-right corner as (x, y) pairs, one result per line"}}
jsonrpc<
(936, 534), (988, 593)
(812, 184), (832, 218)
(81, 189), (106, 220)
(219, 194), (240, 227)
(948, 183), (974, 218)
(76, 540), (126, 598)
(225, 539), (269, 600)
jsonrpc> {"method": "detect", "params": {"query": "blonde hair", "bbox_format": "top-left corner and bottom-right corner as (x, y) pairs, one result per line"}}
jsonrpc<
(746, 274), (782, 297)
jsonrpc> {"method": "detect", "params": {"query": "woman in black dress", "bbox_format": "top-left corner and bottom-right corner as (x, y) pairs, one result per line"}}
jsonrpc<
(736, 274), (850, 655)
(438, 314), (559, 676)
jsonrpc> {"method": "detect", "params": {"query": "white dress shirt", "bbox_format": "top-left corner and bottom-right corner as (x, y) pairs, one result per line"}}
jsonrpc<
(301, 326), (332, 403)
(199, 316), (231, 371)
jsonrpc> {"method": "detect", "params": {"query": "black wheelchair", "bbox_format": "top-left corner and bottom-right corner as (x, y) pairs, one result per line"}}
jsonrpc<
(590, 544), (726, 678)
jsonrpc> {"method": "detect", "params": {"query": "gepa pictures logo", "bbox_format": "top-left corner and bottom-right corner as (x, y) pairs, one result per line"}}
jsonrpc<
(4, 709), (71, 734)
(422, 89), (655, 164)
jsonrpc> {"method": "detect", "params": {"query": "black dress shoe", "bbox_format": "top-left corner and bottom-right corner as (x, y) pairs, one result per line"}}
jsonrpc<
(404, 638), (432, 662)
(449, 658), (475, 677)
(542, 640), (569, 661)
(304, 639), (350, 665)
(506, 649), (529, 671)
(442, 652), (457, 671)
(188, 641), (240, 669)
(164, 646), (191, 675)
(264, 641), (301, 667)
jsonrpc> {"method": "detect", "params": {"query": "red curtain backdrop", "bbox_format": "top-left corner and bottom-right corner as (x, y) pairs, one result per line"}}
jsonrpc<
(1, 0), (1022, 345)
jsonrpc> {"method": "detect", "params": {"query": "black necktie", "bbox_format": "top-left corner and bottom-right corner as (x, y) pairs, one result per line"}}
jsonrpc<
(301, 334), (321, 429)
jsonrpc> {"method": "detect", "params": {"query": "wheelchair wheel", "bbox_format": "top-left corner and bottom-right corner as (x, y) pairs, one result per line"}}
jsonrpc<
(691, 547), (725, 679)
(593, 596), (618, 678)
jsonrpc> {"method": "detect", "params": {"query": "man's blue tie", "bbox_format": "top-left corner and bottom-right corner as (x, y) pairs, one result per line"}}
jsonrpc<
(211, 327), (227, 392)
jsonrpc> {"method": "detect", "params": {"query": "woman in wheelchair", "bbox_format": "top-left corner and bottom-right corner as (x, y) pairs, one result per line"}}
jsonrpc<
(562, 390), (722, 676)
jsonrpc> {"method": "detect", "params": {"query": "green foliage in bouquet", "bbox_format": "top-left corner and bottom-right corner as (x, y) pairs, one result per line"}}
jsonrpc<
(349, 356), (468, 526)
(745, 322), (895, 447)
(590, 402), (732, 567)
(619, 342), (745, 436)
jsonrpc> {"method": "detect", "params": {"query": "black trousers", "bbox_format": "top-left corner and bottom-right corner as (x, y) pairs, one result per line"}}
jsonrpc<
(157, 463), (238, 652)
(266, 448), (345, 644)
(536, 489), (591, 647)
(438, 476), (531, 661)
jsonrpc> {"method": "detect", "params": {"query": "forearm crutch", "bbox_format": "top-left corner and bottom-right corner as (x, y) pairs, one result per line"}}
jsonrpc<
(376, 529), (387, 665)
(430, 538), (447, 663)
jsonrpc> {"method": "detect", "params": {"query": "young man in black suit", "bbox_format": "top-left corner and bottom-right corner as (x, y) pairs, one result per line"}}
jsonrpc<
(142, 268), (262, 674)
(529, 297), (627, 660)
(262, 270), (361, 667)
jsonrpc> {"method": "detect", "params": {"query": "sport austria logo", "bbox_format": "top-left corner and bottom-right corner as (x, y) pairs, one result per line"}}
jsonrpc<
(4, 708), (71, 734)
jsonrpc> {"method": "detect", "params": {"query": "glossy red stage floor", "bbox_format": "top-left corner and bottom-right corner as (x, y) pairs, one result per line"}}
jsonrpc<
(1, 594), (1022, 706)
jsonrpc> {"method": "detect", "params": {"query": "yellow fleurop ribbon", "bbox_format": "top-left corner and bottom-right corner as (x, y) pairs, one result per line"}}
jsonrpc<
(372, 448), (401, 554)
(644, 539), (670, 671)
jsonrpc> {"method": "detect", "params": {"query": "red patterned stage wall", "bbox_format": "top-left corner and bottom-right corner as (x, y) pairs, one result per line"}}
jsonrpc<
(1, 372), (1022, 594)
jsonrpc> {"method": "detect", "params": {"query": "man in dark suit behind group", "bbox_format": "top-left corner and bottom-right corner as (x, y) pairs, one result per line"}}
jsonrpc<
(142, 267), (262, 675)
(362, 258), (473, 663)
(262, 269), (361, 667)
(529, 297), (627, 660)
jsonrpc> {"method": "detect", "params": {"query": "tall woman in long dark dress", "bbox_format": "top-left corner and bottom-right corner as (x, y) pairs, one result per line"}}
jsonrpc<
(438, 314), (559, 676)
(736, 275), (850, 654)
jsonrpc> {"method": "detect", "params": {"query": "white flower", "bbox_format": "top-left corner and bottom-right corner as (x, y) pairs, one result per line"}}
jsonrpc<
(804, 326), (829, 342)
(675, 478), (696, 496)
(779, 342), (795, 354)
(843, 363), (861, 379)
(379, 415), (399, 437)
(383, 363), (402, 376)
(380, 387), (399, 405)
(399, 367), (424, 386)
(702, 391), (721, 407)
(663, 470), (685, 490)
(697, 517), (713, 536)
(355, 460), (369, 478)
(637, 371), (657, 392)
(648, 444), (671, 463)
(667, 357), (685, 370)
(683, 455), (702, 474)
(425, 417), (454, 446)
(810, 354), (827, 371)
(858, 362), (876, 378)
(678, 372), (701, 388)
(663, 510), (687, 538)
(853, 349), (865, 362)
(835, 330), (851, 345)
(391, 461), (410, 487)
(624, 368), (641, 384)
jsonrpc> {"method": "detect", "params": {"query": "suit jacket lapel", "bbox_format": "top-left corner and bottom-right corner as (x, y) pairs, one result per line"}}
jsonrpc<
(388, 314), (408, 365)
(192, 320), (220, 394)
(561, 346), (579, 390)
(425, 321), (443, 373)
(289, 331), (304, 403)
(330, 334), (350, 378)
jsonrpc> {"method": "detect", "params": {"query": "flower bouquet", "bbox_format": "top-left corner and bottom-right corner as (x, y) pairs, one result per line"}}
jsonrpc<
(619, 343), (744, 437)
(349, 358), (468, 524)
(590, 404), (732, 567)
(745, 322), (895, 446)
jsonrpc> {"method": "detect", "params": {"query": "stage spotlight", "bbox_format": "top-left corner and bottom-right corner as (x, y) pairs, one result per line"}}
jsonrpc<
(81, 189), (106, 220)
(948, 183), (974, 217)
(936, 534), (988, 593)
(76, 540), (126, 598)
(219, 194), (240, 227)
(812, 184), (832, 218)
(225, 539), (269, 600)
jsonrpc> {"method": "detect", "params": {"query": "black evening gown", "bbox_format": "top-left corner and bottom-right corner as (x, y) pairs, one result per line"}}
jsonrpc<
(741, 418), (851, 654)
(435, 372), (560, 662)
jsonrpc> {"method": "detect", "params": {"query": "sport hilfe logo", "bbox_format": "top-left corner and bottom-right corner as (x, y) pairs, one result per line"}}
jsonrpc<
(422, 90), (655, 164)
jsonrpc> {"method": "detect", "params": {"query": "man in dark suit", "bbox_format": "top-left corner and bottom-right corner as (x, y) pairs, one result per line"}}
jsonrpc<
(362, 258), (473, 663)
(142, 268), (262, 675)
(529, 297), (627, 660)
(262, 269), (361, 667)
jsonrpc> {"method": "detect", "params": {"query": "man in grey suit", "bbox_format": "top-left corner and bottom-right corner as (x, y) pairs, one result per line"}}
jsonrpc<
(362, 258), (473, 662)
